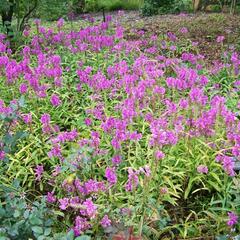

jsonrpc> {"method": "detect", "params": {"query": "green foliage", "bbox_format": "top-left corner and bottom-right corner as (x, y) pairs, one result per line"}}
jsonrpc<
(85, 0), (143, 12)
(141, 0), (181, 16)
(85, 0), (100, 12)
(0, 97), (28, 163)
(36, 0), (69, 21)
(0, 181), (54, 240)
(0, 182), (87, 239)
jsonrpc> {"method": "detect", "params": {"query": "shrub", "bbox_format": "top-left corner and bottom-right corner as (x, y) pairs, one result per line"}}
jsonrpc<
(36, 0), (69, 21)
(85, 0), (143, 12)
(141, 0), (176, 16)
(0, 181), (53, 240)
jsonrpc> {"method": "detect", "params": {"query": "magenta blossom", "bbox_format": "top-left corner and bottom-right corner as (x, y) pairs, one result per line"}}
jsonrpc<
(34, 165), (44, 181)
(216, 35), (225, 43)
(19, 83), (28, 94)
(40, 113), (51, 125)
(46, 192), (56, 203)
(84, 118), (92, 126)
(57, 18), (64, 28)
(0, 151), (5, 160)
(59, 198), (69, 210)
(227, 212), (238, 227)
(105, 167), (117, 185)
(112, 155), (122, 165)
(73, 216), (90, 236)
(160, 187), (168, 195)
(81, 198), (97, 219)
(155, 150), (165, 160)
(50, 94), (61, 107)
(197, 165), (208, 174)
(101, 215), (111, 228)
(180, 27), (188, 34)
(22, 113), (32, 124)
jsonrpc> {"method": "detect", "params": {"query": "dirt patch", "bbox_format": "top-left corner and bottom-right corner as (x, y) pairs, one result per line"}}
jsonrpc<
(122, 12), (240, 62)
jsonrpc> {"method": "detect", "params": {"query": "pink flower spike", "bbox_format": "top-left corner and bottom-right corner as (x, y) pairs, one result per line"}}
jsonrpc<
(34, 165), (44, 181)
(197, 165), (208, 174)
(101, 215), (111, 228)
(46, 192), (56, 203)
(227, 212), (238, 227)
(216, 35), (225, 43)
(50, 94), (61, 107)
(59, 198), (69, 210)
(40, 113), (51, 125)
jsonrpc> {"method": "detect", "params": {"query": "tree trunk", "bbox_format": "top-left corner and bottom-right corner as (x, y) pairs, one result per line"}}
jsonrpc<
(230, 0), (237, 14)
(193, 0), (202, 12)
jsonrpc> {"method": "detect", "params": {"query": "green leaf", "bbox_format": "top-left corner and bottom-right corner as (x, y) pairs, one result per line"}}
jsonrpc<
(23, 210), (30, 219)
(45, 219), (53, 227)
(0, 206), (6, 217)
(52, 210), (65, 217)
(216, 236), (229, 240)
(18, 96), (25, 107)
(13, 210), (21, 218)
(32, 226), (43, 234)
(44, 228), (51, 236)
(66, 230), (75, 240)
(0, 237), (10, 240)
(184, 176), (201, 199)
(37, 235), (45, 240)
(75, 236), (91, 240)
(29, 215), (43, 225)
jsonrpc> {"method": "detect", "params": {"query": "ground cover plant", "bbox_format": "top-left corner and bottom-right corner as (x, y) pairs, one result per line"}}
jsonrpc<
(0, 11), (240, 239)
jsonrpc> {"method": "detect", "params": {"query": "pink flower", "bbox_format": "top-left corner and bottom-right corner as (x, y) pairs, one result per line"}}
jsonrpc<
(40, 113), (51, 125)
(155, 150), (165, 160)
(19, 83), (28, 94)
(125, 168), (139, 192)
(57, 18), (64, 28)
(227, 212), (238, 227)
(84, 118), (92, 126)
(46, 192), (56, 203)
(50, 94), (61, 107)
(23, 30), (30, 37)
(105, 167), (117, 185)
(73, 216), (90, 236)
(197, 165), (208, 174)
(216, 155), (235, 176)
(216, 35), (225, 43)
(34, 165), (44, 181)
(22, 113), (32, 124)
(52, 165), (61, 176)
(101, 215), (111, 228)
(139, 165), (151, 177)
(34, 19), (41, 26)
(82, 198), (97, 218)
(180, 27), (188, 34)
(160, 187), (168, 194)
(59, 198), (69, 210)
(112, 155), (122, 165)
(48, 144), (62, 159)
(0, 151), (5, 160)
(170, 45), (177, 51)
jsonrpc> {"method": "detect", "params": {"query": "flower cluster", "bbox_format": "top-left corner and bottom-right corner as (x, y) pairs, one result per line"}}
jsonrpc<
(0, 13), (239, 238)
